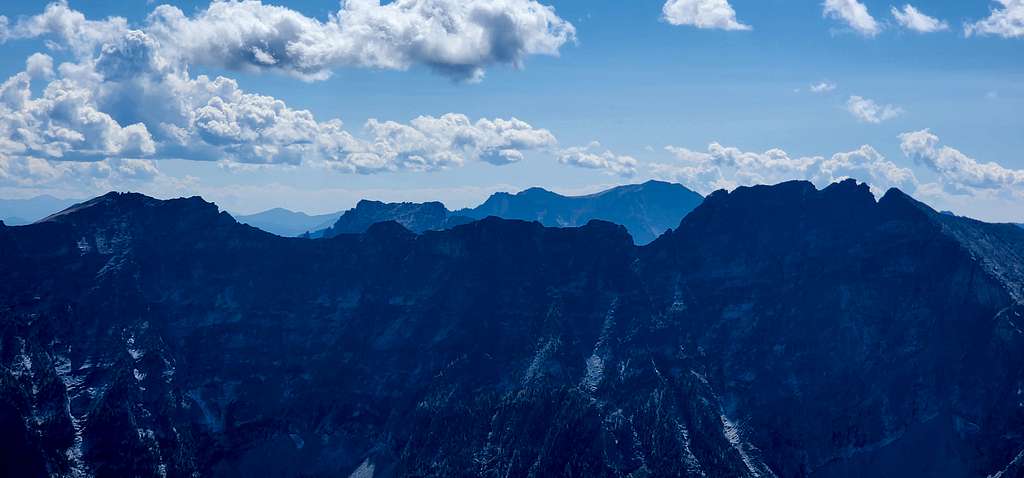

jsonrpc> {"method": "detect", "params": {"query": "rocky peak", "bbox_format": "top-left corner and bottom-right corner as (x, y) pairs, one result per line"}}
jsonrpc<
(820, 177), (875, 203)
(877, 186), (939, 220)
(324, 199), (463, 237)
(517, 187), (558, 198)
(355, 199), (447, 213)
(27, 192), (234, 260)
(674, 180), (879, 241)
(40, 192), (222, 227)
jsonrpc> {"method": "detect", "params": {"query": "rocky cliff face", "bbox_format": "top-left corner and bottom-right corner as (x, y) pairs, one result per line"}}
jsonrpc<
(1, 181), (1022, 477)
(641, 180), (1024, 476)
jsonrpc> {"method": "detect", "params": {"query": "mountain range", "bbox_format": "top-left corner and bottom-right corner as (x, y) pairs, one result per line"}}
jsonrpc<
(1, 179), (1023, 477)
(318, 200), (475, 238)
(0, 196), (81, 226)
(318, 180), (704, 244)
(234, 208), (343, 238)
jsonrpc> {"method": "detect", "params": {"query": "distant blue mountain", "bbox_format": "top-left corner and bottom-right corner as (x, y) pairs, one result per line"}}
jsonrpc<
(320, 200), (474, 238)
(0, 195), (80, 225)
(319, 180), (704, 244)
(233, 208), (342, 237)
(0, 217), (28, 226)
(459, 180), (704, 244)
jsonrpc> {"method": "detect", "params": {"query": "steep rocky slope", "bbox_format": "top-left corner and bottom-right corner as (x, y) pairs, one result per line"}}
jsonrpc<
(641, 180), (1024, 476)
(1, 180), (1022, 477)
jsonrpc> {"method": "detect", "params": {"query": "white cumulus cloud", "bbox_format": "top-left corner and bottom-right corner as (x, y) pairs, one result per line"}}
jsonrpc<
(965, 0), (1024, 38)
(899, 129), (1024, 195)
(356, 114), (558, 171)
(823, 0), (881, 37)
(149, 0), (573, 82)
(25, 53), (54, 80)
(5, 1), (575, 83)
(0, 54), (157, 162)
(846, 95), (903, 124)
(662, 0), (751, 31)
(0, 8), (566, 184)
(557, 142), (639, 177)
(3, 2), (129, 57)
(821, 144), (917, 190)
(891, 5), (949, 33)
(652, 142), (916, 194)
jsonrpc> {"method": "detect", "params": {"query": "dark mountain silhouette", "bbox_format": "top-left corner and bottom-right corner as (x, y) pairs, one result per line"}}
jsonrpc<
(1, 180), (1023, 477)
(234, 208), (342, 237)
(320, 200), (474, 238)
(317, 180), (703, 244)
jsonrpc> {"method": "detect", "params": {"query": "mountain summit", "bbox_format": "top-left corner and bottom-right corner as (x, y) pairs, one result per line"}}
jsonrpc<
(1, 181), (1022, 477)
(321, 200), (474, 238)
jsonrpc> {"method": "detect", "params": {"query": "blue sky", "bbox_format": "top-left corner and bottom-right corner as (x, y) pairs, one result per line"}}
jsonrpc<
(0, 0), (1021, 220)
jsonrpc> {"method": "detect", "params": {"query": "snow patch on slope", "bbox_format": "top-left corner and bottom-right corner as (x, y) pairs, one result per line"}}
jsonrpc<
(349, 458), (375, 478)
(989, 448), (1024, 478)
(581, 299), (618, 394)
(54, 353), (90, 478)
(677, 421), (706, 476)
(719, 413), (777, 477)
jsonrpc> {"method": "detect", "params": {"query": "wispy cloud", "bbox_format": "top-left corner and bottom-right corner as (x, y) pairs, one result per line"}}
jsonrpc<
(823, 0), (881, 37)
(899, 129), (1024, 196)
(891, 5), (949, 33)
(846, 96), (904, 123)
(810, 81), (838, 93)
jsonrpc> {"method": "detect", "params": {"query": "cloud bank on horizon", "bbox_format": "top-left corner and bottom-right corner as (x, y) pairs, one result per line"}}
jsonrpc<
(0, 0), (1021, 220)
(651, 130), (1024, 207)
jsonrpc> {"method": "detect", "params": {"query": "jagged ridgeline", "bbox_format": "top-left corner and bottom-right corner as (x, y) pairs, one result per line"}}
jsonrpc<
(1, 180), (1023, 477)
(314, 180), (704, 245)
